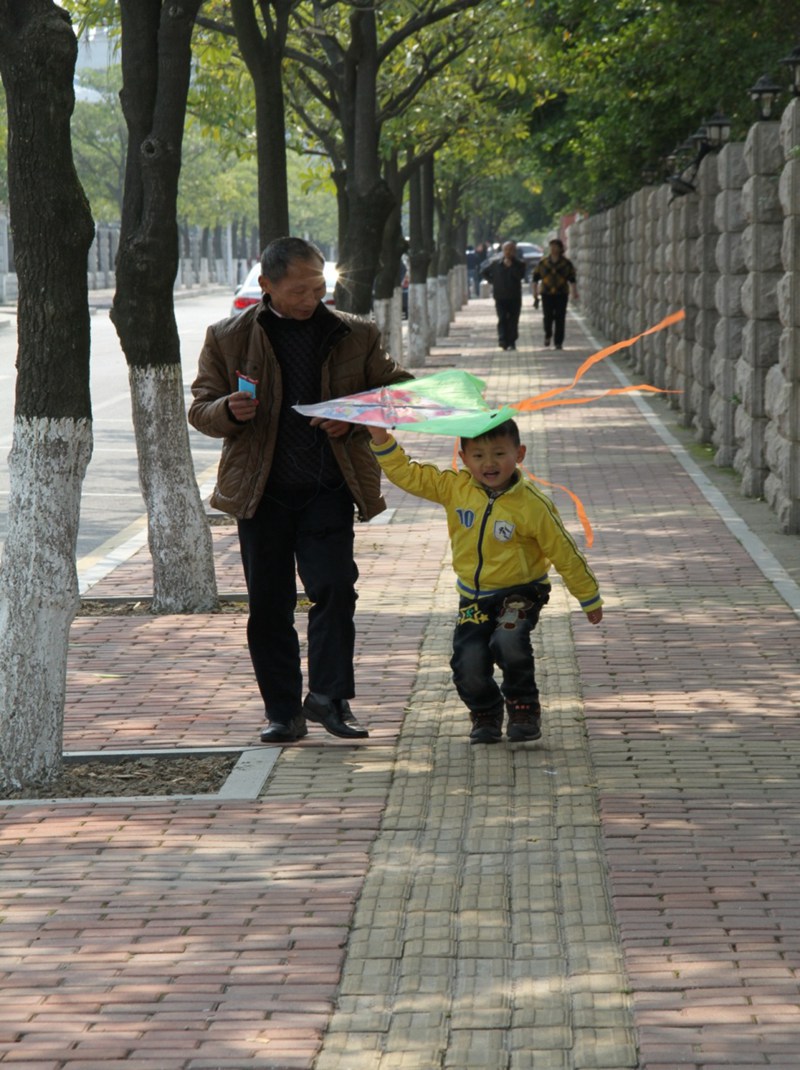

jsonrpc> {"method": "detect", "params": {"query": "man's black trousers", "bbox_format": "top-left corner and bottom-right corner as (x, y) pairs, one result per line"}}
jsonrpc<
(237, 485), (357, 724)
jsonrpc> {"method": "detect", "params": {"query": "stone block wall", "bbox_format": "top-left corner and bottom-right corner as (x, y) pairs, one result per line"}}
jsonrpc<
(737, 122), (784, 496)
(766, 99), (800, 530)
(712, 142), (748, 467)
(691, 154), (720, 439)
(568, 98), (800, 534)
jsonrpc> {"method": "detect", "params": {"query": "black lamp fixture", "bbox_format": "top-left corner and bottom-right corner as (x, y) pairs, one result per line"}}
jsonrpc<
(779, 44), (800, 97)
(689, 124), (709, 149)
(748, 73), (783, 119)
(668, 174), (697, 197)
(667, 112), (731, 198)
(665, 141), (688, 170)
(704, 111), (732, 147)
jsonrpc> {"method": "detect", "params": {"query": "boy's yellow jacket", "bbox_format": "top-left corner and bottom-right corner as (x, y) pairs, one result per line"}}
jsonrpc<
(370, 435), (602, 613)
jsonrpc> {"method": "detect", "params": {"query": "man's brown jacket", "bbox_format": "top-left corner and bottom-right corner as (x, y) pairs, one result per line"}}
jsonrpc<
(188, 301), (410, 520)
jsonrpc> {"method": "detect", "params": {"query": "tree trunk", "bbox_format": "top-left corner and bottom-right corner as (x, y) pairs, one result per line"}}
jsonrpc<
(422, 155), (438, 347)
(111, 0), (217, 614)
(231, 0), (291, 247)
(373, 155), (406, 359)
(407, 161), (431, 367)
(455, 218), (469, 306)
(334, 7), (395, 315)
(0, 1), (95, 791)
(337, 179), (394, 315)
(435, 180), (461, 339)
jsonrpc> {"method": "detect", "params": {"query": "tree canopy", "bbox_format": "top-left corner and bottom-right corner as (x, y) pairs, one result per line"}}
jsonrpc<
(520, 0), (800, 213)
(8, 1), (800, 240)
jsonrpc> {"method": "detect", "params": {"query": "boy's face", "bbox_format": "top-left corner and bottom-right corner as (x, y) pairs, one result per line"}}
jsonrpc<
(459, 434), (526, 493)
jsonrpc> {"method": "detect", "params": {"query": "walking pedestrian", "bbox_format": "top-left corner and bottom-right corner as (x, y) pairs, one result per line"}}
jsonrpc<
(532, 239), (578, 349)
(481, 240), (526, 351)
(188, 237), (411, 745)
(465, 246), (479, 298)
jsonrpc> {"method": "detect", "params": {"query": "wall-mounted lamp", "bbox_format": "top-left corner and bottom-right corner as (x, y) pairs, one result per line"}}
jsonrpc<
(779, 44), (800, 97)
(668, 175), (697, 197)
(667, 113), (731, 198)
(705, 112), (732, 147)
(748, 74), (783, 119)
(665, 142), (689, 170)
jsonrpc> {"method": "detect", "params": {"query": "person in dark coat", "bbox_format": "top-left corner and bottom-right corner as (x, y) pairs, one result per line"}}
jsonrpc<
(480, 240), (526, 350)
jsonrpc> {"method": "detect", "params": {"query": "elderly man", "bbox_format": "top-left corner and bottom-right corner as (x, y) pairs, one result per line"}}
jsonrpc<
(480, 240), (527, 351)
(189, 237), (410, 744)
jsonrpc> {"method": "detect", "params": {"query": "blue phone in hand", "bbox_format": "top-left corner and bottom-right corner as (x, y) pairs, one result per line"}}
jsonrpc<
(237, 372), (258, 398)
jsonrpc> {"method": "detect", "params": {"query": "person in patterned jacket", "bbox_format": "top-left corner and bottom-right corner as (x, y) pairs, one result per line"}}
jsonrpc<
(531, 239), (578, 350)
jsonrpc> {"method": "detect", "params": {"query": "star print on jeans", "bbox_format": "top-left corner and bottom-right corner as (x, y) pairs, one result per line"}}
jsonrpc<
(457, 602), (490, 626)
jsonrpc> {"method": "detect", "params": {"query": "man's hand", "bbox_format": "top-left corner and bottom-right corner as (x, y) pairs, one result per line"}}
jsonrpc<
(310, 416), (351, 438)
(586, 607), (603, 625)
(227, 391), (258, 422)
(368, 426), (390, 445)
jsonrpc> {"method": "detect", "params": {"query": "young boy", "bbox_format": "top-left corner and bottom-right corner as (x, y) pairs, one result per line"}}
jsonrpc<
(368, 419), (603, 744)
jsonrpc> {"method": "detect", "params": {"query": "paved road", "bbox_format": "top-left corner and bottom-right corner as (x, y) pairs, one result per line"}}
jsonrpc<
(0, 288), (230, 569)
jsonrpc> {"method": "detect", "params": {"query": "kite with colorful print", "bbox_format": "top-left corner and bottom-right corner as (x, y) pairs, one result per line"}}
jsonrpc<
(294, 310), (684, 437)
(294, 368), (517, 438)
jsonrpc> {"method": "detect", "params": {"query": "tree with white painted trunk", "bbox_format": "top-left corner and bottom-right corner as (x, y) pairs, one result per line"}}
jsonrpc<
(0, 1), (96, 791)
(110, 0), (217, 614)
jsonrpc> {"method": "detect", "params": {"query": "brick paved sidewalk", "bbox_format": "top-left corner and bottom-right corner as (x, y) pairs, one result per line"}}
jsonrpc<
(0, 298), (798, 1068)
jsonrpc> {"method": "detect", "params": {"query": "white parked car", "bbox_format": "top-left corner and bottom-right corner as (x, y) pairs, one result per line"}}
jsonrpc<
(230, 260), (339, 316)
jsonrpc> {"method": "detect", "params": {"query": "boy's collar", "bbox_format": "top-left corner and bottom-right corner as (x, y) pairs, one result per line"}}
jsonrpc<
(470, 469), (521, 496)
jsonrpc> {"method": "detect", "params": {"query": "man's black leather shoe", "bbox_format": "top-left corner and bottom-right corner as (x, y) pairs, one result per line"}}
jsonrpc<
(303, 694), (369, 739)
(260, 716), (307, 744)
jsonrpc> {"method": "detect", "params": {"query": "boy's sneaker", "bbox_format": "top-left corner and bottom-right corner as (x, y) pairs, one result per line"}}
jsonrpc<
(505, 701), (542, 742)
(469, 710), (503, 744)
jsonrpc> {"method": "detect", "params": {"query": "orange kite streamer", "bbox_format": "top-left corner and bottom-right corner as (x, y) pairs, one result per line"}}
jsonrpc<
(512, 309), (685, 413)
(477, 309), (684, 544)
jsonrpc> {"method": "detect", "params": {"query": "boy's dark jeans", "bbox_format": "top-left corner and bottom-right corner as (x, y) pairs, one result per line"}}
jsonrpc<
(237, 484), (357, 724)
(450, 582), (550, 716)
(542, 293), (569, 346)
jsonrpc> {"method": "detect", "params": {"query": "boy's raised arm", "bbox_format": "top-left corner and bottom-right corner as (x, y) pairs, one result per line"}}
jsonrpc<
(367, 426), (390, 445)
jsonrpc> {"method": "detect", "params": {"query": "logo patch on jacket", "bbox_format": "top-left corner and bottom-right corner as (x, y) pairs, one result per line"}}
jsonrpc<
(493, 519), (515, 541)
